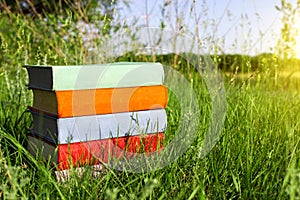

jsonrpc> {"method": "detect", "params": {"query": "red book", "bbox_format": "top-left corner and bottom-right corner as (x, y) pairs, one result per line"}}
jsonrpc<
(27, 133), (164, 170)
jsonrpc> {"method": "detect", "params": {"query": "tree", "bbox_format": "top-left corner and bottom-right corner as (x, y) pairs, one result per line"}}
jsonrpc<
(0, 0), (118, 22)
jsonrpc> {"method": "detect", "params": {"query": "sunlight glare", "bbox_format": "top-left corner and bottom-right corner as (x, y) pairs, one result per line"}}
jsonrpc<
(295, 20), (300, 59)
(296, 34), (300, 59)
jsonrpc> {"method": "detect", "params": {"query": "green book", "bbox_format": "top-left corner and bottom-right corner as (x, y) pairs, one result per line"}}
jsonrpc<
(24, 62), (164, 90)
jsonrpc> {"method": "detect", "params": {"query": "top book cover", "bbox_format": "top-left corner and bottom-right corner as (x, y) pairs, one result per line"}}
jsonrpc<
(24, 62), (164, 91)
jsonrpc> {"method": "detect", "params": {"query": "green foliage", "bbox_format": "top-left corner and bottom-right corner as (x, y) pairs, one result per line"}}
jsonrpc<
(0, 0), (125, 73)
(0, 0), (119, 20)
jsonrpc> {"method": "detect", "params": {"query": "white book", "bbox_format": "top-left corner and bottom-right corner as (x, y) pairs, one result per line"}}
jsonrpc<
(24, 62), (164, 90)
(30, 108), (167, 144)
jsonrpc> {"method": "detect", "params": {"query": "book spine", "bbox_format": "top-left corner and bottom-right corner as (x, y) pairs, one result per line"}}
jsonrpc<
(30, 108), (58, 144)
(27, 134), (58, 162)
(24, 66), (53, 90)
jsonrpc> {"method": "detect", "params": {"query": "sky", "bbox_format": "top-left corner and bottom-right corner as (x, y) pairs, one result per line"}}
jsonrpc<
(116, 0), (300, 56)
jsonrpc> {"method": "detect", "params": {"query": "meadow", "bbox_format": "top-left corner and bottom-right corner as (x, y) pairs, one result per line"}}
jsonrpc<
(0, 1), (300, 199)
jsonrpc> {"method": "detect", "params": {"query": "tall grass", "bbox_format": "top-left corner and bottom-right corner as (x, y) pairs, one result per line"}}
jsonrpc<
(0, 0), (299, 199)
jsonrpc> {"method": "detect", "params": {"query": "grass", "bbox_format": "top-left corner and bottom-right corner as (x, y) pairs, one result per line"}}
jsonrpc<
(0, 58), (299, 199)
(0, 2), (300, 199)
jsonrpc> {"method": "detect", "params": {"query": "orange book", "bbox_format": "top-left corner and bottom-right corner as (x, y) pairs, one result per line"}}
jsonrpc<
(32, 85), (168, 118)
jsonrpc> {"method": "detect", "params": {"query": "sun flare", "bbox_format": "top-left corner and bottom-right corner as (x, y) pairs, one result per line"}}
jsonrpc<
(295, 19), (300, 59)
(295, 33), (300, 59)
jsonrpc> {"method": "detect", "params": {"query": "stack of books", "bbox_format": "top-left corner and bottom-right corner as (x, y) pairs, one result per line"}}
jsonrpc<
(24, 62), (168, 170)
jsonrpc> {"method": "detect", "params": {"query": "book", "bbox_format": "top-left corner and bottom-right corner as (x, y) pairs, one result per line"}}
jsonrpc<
(27, 133), (164, 170)
(32, 85), (168, 118)
(29, 107), (167, 144)
(24, 62), (164, 91)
